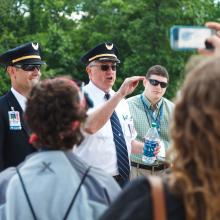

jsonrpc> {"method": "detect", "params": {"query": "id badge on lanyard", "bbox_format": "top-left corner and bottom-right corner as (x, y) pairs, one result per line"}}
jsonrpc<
(8, 107), (22, 130)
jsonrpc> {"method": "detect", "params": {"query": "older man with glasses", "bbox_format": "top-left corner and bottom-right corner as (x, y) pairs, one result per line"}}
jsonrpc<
(0, 42), (45, 170)
(74, 42), (144, 188)
(127, 65), (174, 177)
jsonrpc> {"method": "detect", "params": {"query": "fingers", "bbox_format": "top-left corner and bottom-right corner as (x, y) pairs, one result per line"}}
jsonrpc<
(198, 48), (213, 56)
(123, 76), (145, 88)
(207, 35), (220, 47)
(128, 76), (145, 87)
(205, 22), (220, 30)
(197, 21), (220, 56)
(154, 146), (161, 155)
(205, 22), (220, 37)
(127, 76), (145, 83)
(131, 80), (139, 88)
(122, 76), (144, 86)
(198, 35), (220, 56)
(118, 76), (145, 97)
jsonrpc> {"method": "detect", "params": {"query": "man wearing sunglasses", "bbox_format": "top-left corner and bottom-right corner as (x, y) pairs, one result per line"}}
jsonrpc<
(74, 42), (143, 187)
(127, 65), (174, 177)
(0, 42), (45, 171)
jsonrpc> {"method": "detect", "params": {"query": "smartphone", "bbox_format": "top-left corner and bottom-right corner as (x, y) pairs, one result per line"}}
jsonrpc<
(170, 25), (216, 50)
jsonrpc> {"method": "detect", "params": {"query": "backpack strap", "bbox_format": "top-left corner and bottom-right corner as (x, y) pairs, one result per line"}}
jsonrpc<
(16, 167), (38, 220)
(16, 163), (91, 220)
(148, 176), (166, 220)
(63, 166), (91, 220)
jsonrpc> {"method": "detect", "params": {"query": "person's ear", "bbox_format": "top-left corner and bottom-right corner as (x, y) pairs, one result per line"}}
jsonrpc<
(7, 66), (12, 73)
(7, 66), (16, 78)
(143, 78), (148, 87)
(86, 65), (91, 75)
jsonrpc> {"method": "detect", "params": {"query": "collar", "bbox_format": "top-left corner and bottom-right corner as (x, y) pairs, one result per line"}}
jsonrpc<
(11, 87), (27, 111)
(88, 81), (114, 99)
(141, 92), (163, 110)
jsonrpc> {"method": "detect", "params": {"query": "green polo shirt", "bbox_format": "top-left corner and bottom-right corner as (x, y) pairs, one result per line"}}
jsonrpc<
(127, 93), (174, 151)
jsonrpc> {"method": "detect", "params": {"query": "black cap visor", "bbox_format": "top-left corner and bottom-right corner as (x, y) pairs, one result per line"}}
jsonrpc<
(14, 58), (45, 66)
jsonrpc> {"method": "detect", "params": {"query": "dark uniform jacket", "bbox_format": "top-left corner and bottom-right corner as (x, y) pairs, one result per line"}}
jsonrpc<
(0, 91), (35, 171)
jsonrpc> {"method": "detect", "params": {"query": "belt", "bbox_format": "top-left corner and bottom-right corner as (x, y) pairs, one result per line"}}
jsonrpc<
(131, 161), (168, 171)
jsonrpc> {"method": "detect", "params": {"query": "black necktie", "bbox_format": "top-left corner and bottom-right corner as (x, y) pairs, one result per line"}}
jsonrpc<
(105, 93), (130, 180)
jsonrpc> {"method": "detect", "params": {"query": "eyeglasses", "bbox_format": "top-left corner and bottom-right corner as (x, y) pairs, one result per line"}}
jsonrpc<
(149, 79), (168, 88)
(14, 64), (41, 71)
(90, 64), (117, 71)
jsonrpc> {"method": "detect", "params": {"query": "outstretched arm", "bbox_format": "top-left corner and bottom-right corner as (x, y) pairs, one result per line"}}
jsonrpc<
(84, 76), (145, 134)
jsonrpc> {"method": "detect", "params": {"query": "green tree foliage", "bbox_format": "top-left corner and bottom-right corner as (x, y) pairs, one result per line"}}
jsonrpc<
(0, 0), (219, 98)
(77, 0), (219, 99)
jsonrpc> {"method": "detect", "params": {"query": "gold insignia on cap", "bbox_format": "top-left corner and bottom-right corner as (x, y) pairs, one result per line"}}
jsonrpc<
(89, 54), (117, 62)
(105, 43), (113, 50)
(12, 55), (41, 63)
(32, 43), (39, 50)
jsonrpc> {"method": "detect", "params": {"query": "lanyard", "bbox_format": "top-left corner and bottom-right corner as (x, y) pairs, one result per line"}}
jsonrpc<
(140, 94), (163, 134)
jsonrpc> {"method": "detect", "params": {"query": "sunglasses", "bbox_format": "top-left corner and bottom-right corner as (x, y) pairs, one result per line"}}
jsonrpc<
(14, 64), (41, 71)
(149, 79), (168, 88)
(90, 64), (117, 71)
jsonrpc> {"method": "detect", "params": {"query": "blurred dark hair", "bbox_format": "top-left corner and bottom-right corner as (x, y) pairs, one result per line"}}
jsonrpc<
(25, 76), (87, 150)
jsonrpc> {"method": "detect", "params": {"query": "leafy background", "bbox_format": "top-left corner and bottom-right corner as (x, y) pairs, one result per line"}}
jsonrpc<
(0, 0), (220, 100)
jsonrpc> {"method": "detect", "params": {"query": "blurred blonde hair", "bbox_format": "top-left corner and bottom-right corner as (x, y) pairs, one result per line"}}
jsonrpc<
(184, 55), (208, 74)
(169, 56), (220, 220)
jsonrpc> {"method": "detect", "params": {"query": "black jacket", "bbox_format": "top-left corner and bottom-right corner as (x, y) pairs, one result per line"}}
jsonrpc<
(0, 91), (35, 171)
(100, 176), (185, 220)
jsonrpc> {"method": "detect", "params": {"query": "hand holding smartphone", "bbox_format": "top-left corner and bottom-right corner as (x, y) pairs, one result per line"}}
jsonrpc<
(170, 25), (216, 51)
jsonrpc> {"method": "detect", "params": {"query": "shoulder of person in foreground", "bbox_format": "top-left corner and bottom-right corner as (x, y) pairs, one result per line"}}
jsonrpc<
(0, 167), (17, 204)
(99, 176), (152, 220)
(99, 175), (185, 220)
(65, 151), (121, 204)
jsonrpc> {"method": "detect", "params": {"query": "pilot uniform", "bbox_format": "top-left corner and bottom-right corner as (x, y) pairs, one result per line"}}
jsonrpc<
(74, 42), (137, 187)
(0, 42), (45, 170)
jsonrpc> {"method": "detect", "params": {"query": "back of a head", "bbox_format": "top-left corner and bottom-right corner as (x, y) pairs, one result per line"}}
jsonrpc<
(170, 56), (220, 219)
(25, 77), (87, 150)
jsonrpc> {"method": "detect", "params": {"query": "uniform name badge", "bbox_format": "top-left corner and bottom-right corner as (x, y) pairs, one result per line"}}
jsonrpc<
(8, 110), (22, 130)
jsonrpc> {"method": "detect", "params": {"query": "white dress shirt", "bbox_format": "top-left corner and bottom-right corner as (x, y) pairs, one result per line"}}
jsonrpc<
(73, 81), (136, 176)
(11, 87), (27, 111)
